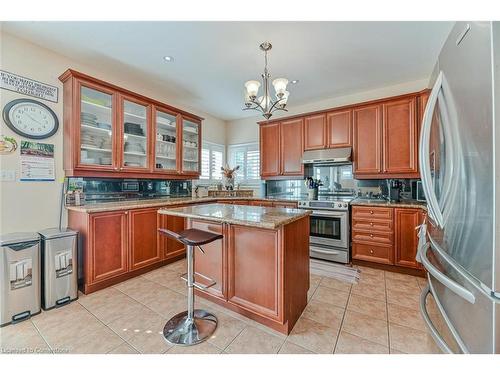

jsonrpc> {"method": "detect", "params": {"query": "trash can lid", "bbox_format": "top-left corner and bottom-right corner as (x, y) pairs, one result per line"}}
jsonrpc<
(38, 228), (78, 240)
(0, 232), (40, 246)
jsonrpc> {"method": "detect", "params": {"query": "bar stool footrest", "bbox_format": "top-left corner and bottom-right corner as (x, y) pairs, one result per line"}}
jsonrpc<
(180, 272), (217, 290)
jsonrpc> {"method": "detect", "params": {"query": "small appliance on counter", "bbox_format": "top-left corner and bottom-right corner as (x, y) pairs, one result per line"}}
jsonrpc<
(411, 180), (426, 202)
(38, 228), (78, 310)
(0, 232), (41, 326)
(388, 180), (401, 202)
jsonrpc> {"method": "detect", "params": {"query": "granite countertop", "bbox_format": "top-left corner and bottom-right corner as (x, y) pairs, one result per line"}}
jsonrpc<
(350, 198), (427, 210)
(158, 203), (311, 229)
(65, 196), (300, 213)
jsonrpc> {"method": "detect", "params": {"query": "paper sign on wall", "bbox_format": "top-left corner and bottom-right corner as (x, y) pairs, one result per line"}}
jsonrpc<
(20, 141), (55, 181)
(1, 70), (58, 103)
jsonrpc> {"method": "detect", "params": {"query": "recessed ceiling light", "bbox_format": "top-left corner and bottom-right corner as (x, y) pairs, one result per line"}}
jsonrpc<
(291, 80), (299, 84)
(163, 56), (173, 62)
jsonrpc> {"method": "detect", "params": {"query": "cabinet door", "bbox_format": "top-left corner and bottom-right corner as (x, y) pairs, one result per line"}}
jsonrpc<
(77, 81), (118, 171)
(119, 95), (151, 172)
(129, 208), (161, 270)
(158, 213), (186, 260)
(382, 97), (418, 174)
(394, 208), (423, 269)
(180, 117), (201, 176)
(227, 225), (281, 320)
(88, 211), (128, 284)
(192, 220), (226, 300)
(353, 104), (382, 175)
(327, 109), (352, 148)
(280, 118), (304, 176)
(260, 122), (281, 177)
(153, 107), (179, 173)
(304, 114), (327, 150)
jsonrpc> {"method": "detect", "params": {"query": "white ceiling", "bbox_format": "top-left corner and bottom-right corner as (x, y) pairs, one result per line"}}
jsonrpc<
(3, 21), (453, 120)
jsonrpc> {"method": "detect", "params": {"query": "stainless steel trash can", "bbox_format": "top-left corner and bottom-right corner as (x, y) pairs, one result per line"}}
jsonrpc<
(39, 228), (78, 310)
(0, 232), (41, 326)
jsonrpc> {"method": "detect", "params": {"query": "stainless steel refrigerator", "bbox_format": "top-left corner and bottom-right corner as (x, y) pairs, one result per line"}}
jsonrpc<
(417, 21), (500, 353)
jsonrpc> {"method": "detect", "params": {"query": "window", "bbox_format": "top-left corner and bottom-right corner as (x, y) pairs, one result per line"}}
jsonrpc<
(200, 141), (225, 181)
(228, 143), (261, 185)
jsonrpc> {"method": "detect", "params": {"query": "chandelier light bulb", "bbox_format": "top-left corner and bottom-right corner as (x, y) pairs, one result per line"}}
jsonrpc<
(278, 91), (290, 108)
(244, 80), (260, 99)
(272, 78), (288, 97)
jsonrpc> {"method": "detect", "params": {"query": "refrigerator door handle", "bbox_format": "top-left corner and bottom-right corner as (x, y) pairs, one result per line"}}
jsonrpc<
(417, 242), (476, 304)
(419, 71), (445, 228)
(420, 285), (454, 354)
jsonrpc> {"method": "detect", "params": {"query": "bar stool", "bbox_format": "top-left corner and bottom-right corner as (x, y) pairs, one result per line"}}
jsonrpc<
(158, 227), (222, 346)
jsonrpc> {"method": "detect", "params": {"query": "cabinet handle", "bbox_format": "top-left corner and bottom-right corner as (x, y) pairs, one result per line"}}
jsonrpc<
(370, 249), (374, 254)
(125, 211), (128, 215)
(370, 210), (374, 214)
(370, 222), (374, 226)
(370, 234), (374, 238)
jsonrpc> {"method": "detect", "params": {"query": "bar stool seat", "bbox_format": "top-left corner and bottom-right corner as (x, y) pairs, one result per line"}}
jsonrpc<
(158, 227), (222, 346)
(160, 228), (223, 246)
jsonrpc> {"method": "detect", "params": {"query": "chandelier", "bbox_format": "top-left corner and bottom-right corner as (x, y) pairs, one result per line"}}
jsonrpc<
(243, 42), (289, 119)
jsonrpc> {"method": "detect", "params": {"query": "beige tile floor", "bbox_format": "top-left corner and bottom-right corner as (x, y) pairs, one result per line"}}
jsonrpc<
(0, 260), (441, 354)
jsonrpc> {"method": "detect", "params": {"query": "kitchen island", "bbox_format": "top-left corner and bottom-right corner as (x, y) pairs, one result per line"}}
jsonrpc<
(158, 203), (311, 334)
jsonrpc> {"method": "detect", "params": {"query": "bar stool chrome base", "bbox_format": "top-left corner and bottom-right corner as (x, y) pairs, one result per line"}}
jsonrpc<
(163, 309), (218, 346)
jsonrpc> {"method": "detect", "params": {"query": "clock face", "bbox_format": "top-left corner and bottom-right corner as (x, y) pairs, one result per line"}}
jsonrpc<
(3, 99), (59, 139)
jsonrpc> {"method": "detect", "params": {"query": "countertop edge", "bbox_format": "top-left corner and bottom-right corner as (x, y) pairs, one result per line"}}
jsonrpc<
(157, 207), (312, 230)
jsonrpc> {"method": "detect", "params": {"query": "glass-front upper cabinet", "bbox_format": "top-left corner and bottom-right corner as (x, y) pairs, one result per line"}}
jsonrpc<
(181, 118), (201, 174)
(120, 96), (150, 170)
(154, 108), (178, 172)
(79, 84), (115, 169)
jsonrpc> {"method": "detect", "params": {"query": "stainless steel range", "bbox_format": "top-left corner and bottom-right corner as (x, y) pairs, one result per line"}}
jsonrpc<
(298, 196), (353, 264)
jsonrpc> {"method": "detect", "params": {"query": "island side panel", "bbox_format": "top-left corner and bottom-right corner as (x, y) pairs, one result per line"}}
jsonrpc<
(227, 225), (283, 322)
(283, 215), (310, 330)
(189, 219), (227, 301)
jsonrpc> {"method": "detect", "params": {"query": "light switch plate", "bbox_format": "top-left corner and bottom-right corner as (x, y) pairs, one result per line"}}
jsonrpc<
(0, 170), (16, 181)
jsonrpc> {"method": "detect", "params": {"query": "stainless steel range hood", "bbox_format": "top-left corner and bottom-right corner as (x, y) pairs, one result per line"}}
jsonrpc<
(302, 147), (352, 165)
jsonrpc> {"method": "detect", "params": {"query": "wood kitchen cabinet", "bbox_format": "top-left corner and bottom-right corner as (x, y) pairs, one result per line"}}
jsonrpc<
(227, 225), (281, 320)
(353, 104), (383, 176)
(69, 206), (186, 294)
(129, 208), (161, 270)
(353, 96), (419, 179)
(59, 69), (202, 179)
(280, 118), (304, 176)
(327, 109), (352, 148)
(394, 208), (424, 269)
(260, 119), (304, 178)
(87, 211), (129, 286)
(352, 205), (425, 271)
(382, 97), (418, 175)
(260, 122), (281, 177)
(192, 216), (309, 334)
(304, 114), (327, 150)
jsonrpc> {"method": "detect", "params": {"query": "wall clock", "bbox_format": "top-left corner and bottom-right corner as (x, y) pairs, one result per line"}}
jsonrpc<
(2, 98), (59, 139)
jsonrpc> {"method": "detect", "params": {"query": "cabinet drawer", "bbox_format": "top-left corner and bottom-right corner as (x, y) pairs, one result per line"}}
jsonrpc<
(352, 206), (393, 220)
(352, 218), (393, 232)
(352, 243), (394, 265)
(352, 230), (393, 245)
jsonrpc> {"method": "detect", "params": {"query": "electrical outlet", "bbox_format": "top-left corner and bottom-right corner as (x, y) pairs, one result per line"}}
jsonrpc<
(0, 170), (16, 181)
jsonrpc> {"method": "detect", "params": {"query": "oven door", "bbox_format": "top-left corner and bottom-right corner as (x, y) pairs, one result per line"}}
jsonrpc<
(309, 210), (348, 249)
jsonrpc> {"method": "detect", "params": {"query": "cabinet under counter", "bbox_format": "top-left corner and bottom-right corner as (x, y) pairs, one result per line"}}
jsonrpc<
(158, 204), (311, 334)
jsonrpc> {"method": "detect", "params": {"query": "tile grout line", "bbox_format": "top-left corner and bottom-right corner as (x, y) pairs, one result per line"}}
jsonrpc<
(384, 271), (392, 354)
(332, 284), (352, 354)
(30, 319), (54, 354)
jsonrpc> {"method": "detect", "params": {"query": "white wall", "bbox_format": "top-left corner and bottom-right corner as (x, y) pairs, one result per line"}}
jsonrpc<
(0, 31), (226, 234)
(226, 78), (429, 145)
